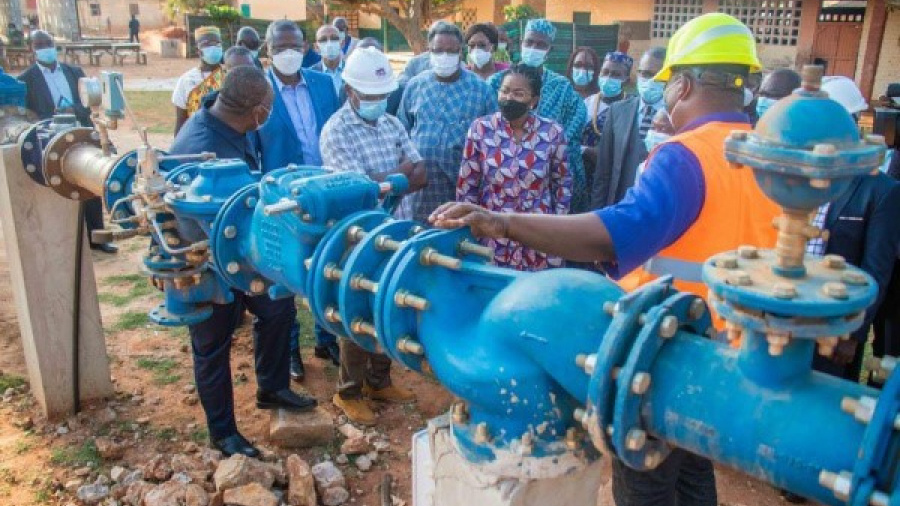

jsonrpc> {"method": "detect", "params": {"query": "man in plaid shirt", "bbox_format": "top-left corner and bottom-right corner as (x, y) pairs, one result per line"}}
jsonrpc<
(397, 22), (498, 222)
(320, 46), (426, 426)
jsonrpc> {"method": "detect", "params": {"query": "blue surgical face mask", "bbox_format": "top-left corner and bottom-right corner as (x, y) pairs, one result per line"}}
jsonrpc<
(356, 98), (387, 121)
(572, 68), (594, 87)
(755, 96), (777, 119)
(520, 47), (547, 68)
(598, 76), (623, 98)
(881, 149), (894, 173)
(35, 46), (57, 65)
(638, 77), (664, 105)
(250, 49), (260, 59)
(200, 45), (222, 65)
(644, 130), (670, 153)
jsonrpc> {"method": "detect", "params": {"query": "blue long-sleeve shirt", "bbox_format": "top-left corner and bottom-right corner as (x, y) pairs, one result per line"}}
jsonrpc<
(595, 112), (750, 277)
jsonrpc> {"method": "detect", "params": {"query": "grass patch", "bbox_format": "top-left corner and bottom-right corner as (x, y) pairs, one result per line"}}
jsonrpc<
(124, 91), (175, 134)
(102, 273), (145, 286)
(189, 427), (208, 444)
(13, 440), (32, 455)
(295, 303), (317, 349)
(50, 439), (101, 467)
(0, 374), (25, 392)
(154, 427), (178, 441)
(136, 357), (181, 385)
(99, 274), (157, 307)
(112, 310), (149, 331)
(34, 486), (51, 503)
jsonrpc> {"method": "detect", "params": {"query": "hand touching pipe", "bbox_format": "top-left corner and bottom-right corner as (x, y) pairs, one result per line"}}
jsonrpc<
(429, 202), (509, 239)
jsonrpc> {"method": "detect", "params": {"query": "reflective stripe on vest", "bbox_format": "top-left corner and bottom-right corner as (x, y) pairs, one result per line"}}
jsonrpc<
(644, 256), (704, 284)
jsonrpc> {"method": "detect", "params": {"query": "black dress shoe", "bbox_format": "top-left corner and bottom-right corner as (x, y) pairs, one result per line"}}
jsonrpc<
(779, 489), (808, 504)
(314, 344), (340, 366)
(290, 354), (306, 382)
(90, 243), (118, 254)
(212, 432), (260, 458)
(256, 388), (317, 411)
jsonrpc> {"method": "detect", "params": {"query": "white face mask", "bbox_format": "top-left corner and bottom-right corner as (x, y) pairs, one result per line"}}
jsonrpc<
(272, 49), (304, 75)
(319, 40), (341, 60)
(468, 48), (491, 69)
(431, 52), (460, 78)
(497, 42), (507, 51)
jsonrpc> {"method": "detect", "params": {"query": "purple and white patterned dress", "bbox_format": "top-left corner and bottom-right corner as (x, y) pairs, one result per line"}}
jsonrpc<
(456, 112), (572, 271)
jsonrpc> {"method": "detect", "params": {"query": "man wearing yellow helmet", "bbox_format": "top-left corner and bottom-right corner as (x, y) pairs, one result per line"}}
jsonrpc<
(429, 13), (783, 504)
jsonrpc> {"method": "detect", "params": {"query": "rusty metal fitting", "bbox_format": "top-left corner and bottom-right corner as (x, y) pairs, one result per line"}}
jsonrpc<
(420, 247), (462, 270)
(451, 402), (468, 424)
(644, 450), (663, 469)
(565, 427), (579, 450)
(350, 274), (379, 293)
(324, 306), (342, 323)
(351, 318), (378, 337)
(394, 290), (430, 311)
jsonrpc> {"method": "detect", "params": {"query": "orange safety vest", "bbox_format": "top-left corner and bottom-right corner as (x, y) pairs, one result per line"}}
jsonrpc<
(619, 121), (781, 313)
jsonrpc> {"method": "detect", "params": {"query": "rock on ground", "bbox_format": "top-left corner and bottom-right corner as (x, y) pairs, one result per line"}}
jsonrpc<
(221, 482), (279, 506)
(95, 436), (127, 460)
(340, 436), (369, 456)
(76, 483), (110, 504)
(213, 454), (275, 491)
(143, 454), (174, 482)
(321, 486), (350, 506)
(354, 455), (372, 472)
(268, 408), (334, 448)
(311, 461), (345, 494)
(123, 480), (155, 506)
(285, 454), (317, 506)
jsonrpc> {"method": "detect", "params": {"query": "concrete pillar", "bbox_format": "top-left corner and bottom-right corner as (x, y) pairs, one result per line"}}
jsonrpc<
(858, 0), (887, 101)
(415, 415), (604, 506)
(36, 0), (79, 40)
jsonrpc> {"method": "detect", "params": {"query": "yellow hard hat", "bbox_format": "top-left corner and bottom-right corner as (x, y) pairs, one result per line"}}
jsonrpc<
(654, 13), (761, 82)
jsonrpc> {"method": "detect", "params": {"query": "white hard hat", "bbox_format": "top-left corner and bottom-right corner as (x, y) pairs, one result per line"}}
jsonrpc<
(821, 76), (868, 114)
(343, 46), (398, 95)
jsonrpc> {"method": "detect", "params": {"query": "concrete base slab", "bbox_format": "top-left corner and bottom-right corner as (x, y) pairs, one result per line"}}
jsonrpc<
(268, 407), (334, 448)
(415, 415), (605, 506)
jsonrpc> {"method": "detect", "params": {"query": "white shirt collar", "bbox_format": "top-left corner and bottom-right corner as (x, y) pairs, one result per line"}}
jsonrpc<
(271, 69), (305, 90)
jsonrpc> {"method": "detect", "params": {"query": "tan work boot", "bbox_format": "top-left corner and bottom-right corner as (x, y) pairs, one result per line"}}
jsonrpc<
(363, 384), (416, 404)
(332, 394), (376, 426)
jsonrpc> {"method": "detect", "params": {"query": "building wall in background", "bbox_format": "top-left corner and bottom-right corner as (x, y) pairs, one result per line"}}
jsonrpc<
(546, 0), (653, 24)
(872, 8), (900, 99)
(239, 0), (305, 21)
(37, 0), (79, 40)
(77, 0), (168, 35)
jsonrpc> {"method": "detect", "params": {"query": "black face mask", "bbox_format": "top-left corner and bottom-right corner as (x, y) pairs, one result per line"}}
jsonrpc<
(499, 99), (530, 121)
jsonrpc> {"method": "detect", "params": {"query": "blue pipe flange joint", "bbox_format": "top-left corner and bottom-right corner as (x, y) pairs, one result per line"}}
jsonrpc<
(584, 277), (690, 457)
(337, 218), (420, 354)
(376, 227), (491, 369)
(148, 269), (232, 326)
(308, 210), (390, 339)
(703, 249), (877, 336)
(105, 150), (181, 229)
(18, 119), (54, 185)
(166, 159), (257, 242)
(725, 82), (884, 212)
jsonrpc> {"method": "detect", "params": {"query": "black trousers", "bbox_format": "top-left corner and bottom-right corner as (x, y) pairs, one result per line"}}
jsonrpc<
(872, 261), (900, 381)
(188, 291), (294, 439)
(84, 197), (105, 245)
(337, 338), (392, 399)
(612, 449), (718, 506)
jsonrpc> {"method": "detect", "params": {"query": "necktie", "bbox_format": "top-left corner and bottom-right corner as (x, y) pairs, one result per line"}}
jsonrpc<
(639, 105), (654, 140)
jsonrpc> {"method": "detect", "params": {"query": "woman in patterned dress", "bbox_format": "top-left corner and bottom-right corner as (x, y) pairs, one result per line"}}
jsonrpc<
(456, 64), (572, 271)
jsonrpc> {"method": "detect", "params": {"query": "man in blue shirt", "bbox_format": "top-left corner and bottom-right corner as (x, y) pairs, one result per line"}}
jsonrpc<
(170, 66), (318, 458)
(255, 19), (342, 378)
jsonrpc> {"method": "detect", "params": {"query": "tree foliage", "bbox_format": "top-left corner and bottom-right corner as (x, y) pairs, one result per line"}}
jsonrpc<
(308, 0), (463, 53)
(503, 4), (539, 22)
(164, 0), (230, 20)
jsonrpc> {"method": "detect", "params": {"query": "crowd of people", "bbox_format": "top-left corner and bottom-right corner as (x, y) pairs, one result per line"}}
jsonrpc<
(13, 12), (900, 505)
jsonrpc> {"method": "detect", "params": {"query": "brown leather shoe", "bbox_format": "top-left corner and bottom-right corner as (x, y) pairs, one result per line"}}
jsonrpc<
(332, 394), (376, 426)
(363, 384), (416, 404)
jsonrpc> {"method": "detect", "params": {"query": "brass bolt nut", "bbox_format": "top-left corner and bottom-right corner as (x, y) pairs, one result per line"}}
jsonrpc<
(737, 245), (758, 259)
(223, 225), (237, 239)
(766, 333), (790, 356)
(773, 282), (798, 300)
(822, 282), (848, 299)
(823, 254), (847, 270)
(688, 298), (706, 320)
(810, 178), (831, 189)
(644, 450), (663, 469)
(226, 262), (240, 274)
(841, 271), (868, 286)
(625, 429), (647, 451)
(716, 256), (739, 269)
(474, 422), (491, 444)
(727, 270), (752, 286)
(250, 278), (266, 294)
(631, 372), (651, 395)
(659, 315), (679, 338)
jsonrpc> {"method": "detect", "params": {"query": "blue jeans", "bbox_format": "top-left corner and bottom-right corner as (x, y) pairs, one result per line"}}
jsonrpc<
(289, 323), (337, 355)
(611, 449), (717, 506)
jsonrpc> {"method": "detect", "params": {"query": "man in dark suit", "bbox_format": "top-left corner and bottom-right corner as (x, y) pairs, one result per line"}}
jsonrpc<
(810, 172), (900, 380)
(256, 20), (342, 379)
(590, 47), (667, 209)
(18, 30), (116, 253)
(170, 66), (317, 458)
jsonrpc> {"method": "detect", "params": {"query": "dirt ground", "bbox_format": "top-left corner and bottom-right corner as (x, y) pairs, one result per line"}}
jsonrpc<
(0, 49), (793, 506)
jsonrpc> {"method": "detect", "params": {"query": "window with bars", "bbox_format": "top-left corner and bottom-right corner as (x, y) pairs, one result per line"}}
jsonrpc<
(89, 3), (101, 16)
(717, 0), (803, 46)
(651, 0), (704, 39)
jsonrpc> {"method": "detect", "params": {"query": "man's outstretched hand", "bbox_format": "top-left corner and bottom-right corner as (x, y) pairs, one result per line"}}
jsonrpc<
(428, 202), (509, 239)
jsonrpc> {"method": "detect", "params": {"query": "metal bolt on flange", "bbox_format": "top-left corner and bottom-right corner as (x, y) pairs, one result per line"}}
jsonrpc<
(303, 258), (312, 270)
(350, 274), (378, 293)
(659, 315), (679, 338)
(727, 270), (752, 286)
(250, 278), (266, 294)
(822, 282), (848, 299)
(108, 180), (122, 193)
(474, 423), (491, 444)
(264, 175), (275, 184)
(300, 298), (310, 310)
(458, 240), (493, 260)
(223, 225), (237, 239)
(397, 337), (425, 356)
(324, 306), (342, 323)
(244, 196), (257, 208)
(519, 432), (534, 455)
(565, 428), (579, 450)
(631, 372), (652, 394)
(773, 282), (798, 300)
(841, 271), (868, 286)
(688, 298), (705, 320)
(323, 263), (343, 281)
(816, 337), (839, 358)
(644, 450), (663, 469)
(375, 235), (401, 251)
(347, 226), (366, 242)
(351, 319), (378, 338)
(394, 290), (430, 311)
(810, 178), (831, 189)
(226, 262), (240, 274)
(576, 353), (597, 375)
(823, 254), (847, 270)
(573, 408), (589, 428)
(819, 470), (852, 501)
(603, 301), (616, 316)
(766, 332), (790, 356)
(715, 256), (739, 269)
(420, 248), (462, 270)
(625, 429), (647, 451)
(451, 402), (468, 424)
(737, 245), (758, 259)
(840, 395), (876, 424)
